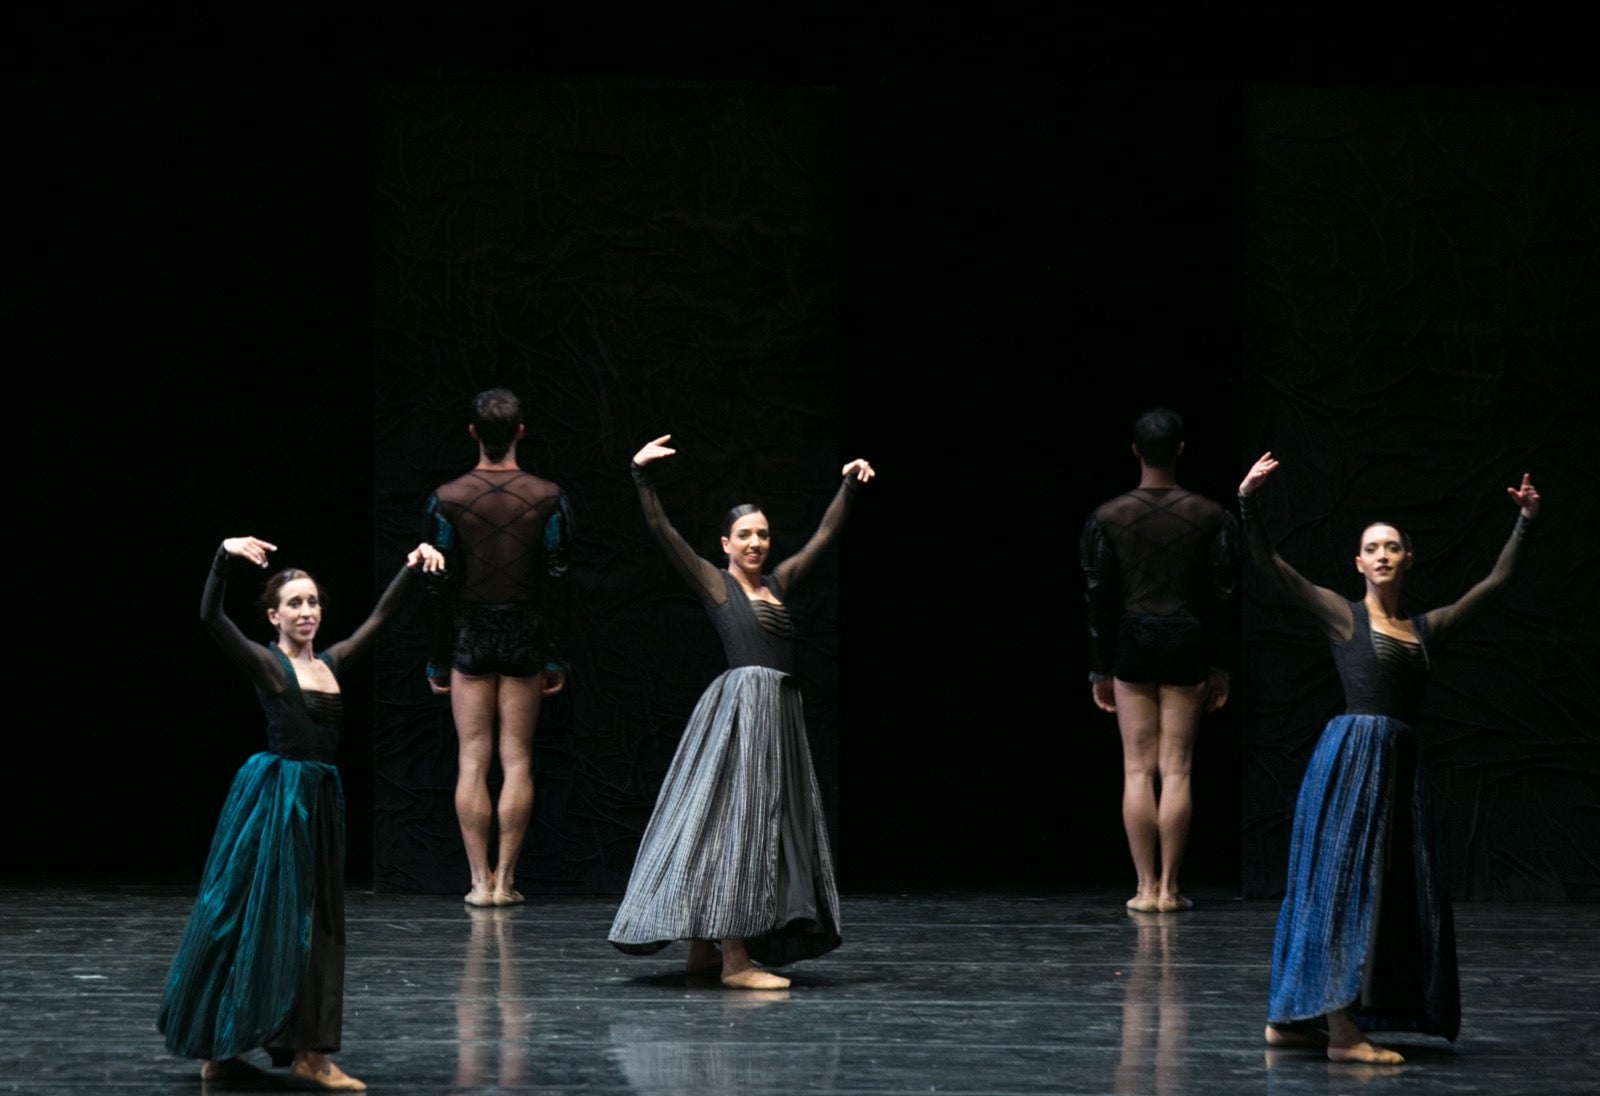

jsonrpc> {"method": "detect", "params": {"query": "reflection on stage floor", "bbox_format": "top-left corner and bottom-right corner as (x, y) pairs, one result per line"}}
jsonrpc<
(2, 885), (1594, 1093)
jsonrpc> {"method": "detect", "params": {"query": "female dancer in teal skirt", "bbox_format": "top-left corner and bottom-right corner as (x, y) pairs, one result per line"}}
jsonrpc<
(158, 535), (441, 1090)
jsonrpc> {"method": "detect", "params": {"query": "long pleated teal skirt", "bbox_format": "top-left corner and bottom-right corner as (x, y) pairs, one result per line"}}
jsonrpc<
(1268, 714), (1460, 1039)
(158, 752), (344, 1060)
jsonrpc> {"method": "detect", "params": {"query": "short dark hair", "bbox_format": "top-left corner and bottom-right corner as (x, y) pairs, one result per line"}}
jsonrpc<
(1133, 406), (1184, 467)
(721, 504), (764, 538)
(258, 568), (326, 613)
(1360, 522), (1414, 555)
(471, 388), (523, 461)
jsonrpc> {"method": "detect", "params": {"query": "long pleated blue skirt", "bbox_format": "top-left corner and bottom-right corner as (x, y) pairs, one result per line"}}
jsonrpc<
(609, 666), (842, 966)
(1268, 714), (1460, 1039)
(158, 752), (344, 1060)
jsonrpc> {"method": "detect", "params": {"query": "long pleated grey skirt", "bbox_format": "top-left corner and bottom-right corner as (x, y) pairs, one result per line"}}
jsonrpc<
(1268, 714), (1460, 1039)
(609, 666), (842, 966)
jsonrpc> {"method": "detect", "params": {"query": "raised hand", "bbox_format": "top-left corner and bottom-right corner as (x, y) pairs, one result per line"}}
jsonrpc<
(842, 458), (875, 483)
(222, 536), (277, 567)
(633, 434), (677, 467)
(408, 543), (447, 573)
(1506, 473), (1541, 519)
(1238, 451), (1280, 497)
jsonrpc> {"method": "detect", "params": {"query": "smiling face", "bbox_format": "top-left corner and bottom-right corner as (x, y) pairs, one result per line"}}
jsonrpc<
(1355, 523), (1412, 589)
(722, 511), (771, 580)
(267, 577), (323, 646)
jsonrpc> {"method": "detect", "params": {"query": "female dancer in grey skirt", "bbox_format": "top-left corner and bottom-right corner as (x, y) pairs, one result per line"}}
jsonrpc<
(609, 434), (874, 989)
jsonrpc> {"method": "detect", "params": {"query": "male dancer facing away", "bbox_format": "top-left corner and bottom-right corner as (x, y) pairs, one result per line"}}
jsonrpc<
(427, 388), (573, 906)
(1080, 407), (1239, 912)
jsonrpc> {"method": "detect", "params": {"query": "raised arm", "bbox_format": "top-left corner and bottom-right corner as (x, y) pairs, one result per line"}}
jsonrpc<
(1421, 474), (1540, 646)
(322, 544), (440, 672)
(632, 434), (727, 605)
(771, 458), (874, 594)
(201, 536), (289, 693)
(1237, 452), (1353, 640)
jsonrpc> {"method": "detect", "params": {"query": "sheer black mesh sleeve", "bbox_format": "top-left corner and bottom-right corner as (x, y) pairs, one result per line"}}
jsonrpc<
(632, 462), (728, 606)
(1210, 511), (1242, 673)
(422, 494), (459, 680)
(541, 493), (574, 669)
(199, 547), (288, 695)
(322, 563), (420, 675)
(771, 476), (860, 594)
(1079, 514), (1121, 680)
(1238, 492), (1353, 641)
(1422, 514), (1531, 648)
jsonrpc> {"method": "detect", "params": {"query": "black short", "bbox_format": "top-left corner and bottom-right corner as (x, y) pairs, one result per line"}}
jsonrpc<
(451, 602), (547, 678)
(1113, 614), (1208, 687)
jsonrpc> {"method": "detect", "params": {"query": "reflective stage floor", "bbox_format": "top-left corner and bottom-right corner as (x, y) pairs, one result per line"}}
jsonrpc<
(2, 885), (1594, 1094)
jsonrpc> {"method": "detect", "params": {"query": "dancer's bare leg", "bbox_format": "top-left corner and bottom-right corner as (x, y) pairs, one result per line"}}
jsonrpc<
(490, 673), (542, 904)
(1263, 1022), (1326, 1048)
(1154, 682), (1204, 911)
(719, 937), (790, 990)
(452, 671), (500, 906)
(686, 938), (722, 974)
(1325, 1009), (1404, 1064)
(291, 1051), (366, 1091)
(1114, 680), (1162, 912)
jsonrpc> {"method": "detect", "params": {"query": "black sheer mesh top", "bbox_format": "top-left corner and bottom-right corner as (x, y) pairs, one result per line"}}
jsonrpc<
(426, 469), (568, 604)
(200, 548), (417, 762)
(632, 462), (858, 674)
(1239, 493), (1531, 721)
(1080, 487), (1241, 676)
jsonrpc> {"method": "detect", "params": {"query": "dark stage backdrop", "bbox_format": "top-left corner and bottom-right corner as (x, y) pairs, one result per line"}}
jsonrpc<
(1239, 87), (1600, 901)
(369, 83), (842, 893)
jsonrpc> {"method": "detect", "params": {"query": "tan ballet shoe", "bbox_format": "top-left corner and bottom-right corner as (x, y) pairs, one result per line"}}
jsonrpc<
(1156, 894), (1194, 912)
(490, 888), (525, 906)
(1125, 894), (1160, 912)
(1327, 1039), (1404, 1065)
(290, 1059), (368, 1091)
(721, 968), (791, 990)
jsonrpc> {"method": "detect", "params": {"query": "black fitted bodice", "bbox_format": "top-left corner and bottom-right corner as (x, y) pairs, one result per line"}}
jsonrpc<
(1330, 601), (1430, 724)
(257, 647), (344, 764)
(708, 573), (796, 672)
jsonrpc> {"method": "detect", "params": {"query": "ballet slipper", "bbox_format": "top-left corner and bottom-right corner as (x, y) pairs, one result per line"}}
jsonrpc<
(1327, 1040), (1404, 1065)
(1264, 1023), (1327, 1048)
(200, 1057), (267, 1081)
(290, 1058), (368, 1091)
(1156, 894), (1194, 912)
(1125, 894), (1160, 912)
(721, 968), (791, 990)
(490, 888), (525, 906)
(464, 888), (497, 907)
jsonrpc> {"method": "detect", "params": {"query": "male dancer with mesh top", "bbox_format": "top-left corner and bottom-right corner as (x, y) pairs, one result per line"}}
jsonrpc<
(426, 388), (573, 906)
(1080, 407), (1239, 912)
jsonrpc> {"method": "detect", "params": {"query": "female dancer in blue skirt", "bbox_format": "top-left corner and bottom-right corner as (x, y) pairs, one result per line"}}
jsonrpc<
(609, 435), (873, 989)
(158, 535), (441, 1090)
(1239, 454), (1540, 1064)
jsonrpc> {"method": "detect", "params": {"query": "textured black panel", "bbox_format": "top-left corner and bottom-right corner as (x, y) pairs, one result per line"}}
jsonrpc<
(1240, 87), (1600, 901)
(370, 83), (840, 894)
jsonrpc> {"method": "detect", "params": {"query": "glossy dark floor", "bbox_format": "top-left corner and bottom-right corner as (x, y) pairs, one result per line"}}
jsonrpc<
(2, 885), (1595, 1094)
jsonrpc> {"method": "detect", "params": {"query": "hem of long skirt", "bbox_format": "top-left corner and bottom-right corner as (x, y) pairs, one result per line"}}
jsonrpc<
(610, 926), (842, 965)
